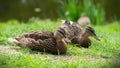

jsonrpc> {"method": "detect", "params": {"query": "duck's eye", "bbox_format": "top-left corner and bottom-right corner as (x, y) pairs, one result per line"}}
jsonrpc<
(59, 28), (66, 34)
(58, 28), (67, 38)
(86, 27), (95, 33)
(88, 29), (94, 33)
(58, 30), (66, 38)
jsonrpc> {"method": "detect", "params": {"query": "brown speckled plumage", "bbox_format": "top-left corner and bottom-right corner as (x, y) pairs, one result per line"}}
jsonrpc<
(61, 20), (100, 48)
(16, 30), (54, 40)
(76, 26), (100, 48)
(61, 22), (82, 42)
(11, 27), (68, 54)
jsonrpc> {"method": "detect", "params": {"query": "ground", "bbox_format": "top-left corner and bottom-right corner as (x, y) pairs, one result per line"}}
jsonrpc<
(0, 20), (120, 68)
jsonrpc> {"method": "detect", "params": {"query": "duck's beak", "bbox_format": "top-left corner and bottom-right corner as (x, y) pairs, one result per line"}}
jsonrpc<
(93, 33), (100, 41)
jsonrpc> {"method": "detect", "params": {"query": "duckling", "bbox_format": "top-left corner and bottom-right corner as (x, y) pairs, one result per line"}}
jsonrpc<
(8, 27), (70, 54)
(74, 26), (100, 48)
(77, 13), (91, 28)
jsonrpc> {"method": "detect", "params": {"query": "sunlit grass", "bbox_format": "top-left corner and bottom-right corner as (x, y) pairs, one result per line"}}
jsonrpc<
(0, 20), (120, 68)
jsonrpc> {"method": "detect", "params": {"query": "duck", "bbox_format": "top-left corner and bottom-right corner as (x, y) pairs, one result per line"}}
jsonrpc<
(77, 13), (91, 28)
(61, 20), (100, 48)
(8, 27), (70, 54)
(74, 26), (100, 48)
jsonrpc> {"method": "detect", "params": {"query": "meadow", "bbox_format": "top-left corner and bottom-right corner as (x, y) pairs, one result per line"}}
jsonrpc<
(0, 20), (120, 68)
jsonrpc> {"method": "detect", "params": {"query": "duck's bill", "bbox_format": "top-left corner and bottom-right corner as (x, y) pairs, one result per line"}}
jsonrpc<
(94, 35), (100, 41)
(92, 32), (101, 41)
(64, 38), (71, 43)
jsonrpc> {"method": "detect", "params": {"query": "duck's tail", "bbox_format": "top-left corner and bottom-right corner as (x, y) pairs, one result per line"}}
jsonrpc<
(8, 38), (19, 43)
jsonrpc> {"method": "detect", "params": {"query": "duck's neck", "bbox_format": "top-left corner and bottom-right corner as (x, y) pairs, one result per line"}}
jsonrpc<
(77, 34), (91, 48)
(78, 35), (90, 42)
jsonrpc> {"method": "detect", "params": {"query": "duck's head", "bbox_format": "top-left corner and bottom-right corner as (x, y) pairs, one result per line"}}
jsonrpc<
(82, 26), (100, 41)
(54, 27), (71, 42)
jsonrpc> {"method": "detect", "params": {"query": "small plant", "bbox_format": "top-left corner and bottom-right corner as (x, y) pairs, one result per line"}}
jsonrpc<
(83, 0), (105, 25)
(57, 0), (81, 22)
(57, 0), (105, 25)
(66, 0), (81, 22)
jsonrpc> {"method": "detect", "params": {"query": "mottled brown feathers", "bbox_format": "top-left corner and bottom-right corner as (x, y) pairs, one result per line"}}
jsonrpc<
(14, 28), (68, 54)
(61, 21), (100, 48)
(16, 30), (54, 40)
(61, 23), (82, 41)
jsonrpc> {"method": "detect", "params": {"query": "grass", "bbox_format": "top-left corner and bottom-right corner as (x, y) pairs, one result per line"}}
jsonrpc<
(57, 0), (105, 25)
(0, 20), (120, 68)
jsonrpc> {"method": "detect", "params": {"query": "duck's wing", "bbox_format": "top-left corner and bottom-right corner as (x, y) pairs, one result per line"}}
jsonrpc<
(16, 30), (54, 41)
(29, 38), (57, 51)
(17, 37), (57, 53)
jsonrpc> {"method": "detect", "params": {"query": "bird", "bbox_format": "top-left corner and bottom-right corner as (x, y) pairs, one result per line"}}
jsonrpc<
(77, 13), (91, 28)
(61, 20), (100, 48)
(8, 27), (70, 54)
(74, 26), (100, 48)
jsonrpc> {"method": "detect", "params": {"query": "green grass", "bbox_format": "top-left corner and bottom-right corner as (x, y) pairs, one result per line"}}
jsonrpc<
(0, 20), (120, 68)
(57, 0), (104, 25)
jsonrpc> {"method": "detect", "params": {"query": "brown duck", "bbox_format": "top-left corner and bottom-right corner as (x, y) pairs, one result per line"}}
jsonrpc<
(8, 27), (70, 54)
(74, 26), (100, 48)
(61, 20), (100, 48)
